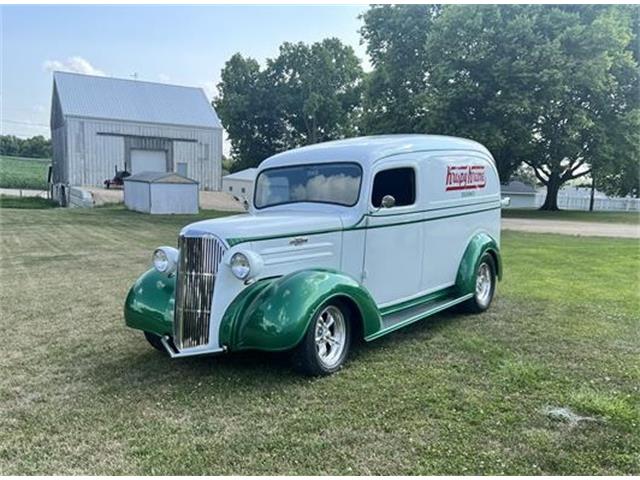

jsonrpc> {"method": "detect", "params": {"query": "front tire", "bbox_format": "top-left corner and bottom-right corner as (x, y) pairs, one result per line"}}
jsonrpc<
(292, 300), (351, 376)
(461, 253), (496, 313)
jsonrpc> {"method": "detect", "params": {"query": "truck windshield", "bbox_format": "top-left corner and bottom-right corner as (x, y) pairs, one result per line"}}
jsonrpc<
(254, 162), (362, 209)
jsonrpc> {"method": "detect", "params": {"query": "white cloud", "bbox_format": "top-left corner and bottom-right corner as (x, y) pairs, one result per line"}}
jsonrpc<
(158, 73), (171, 83)
(42, 56), (106, 76)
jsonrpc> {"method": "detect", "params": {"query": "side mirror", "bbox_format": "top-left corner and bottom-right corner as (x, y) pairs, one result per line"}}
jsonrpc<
(381, 195), (396, 209)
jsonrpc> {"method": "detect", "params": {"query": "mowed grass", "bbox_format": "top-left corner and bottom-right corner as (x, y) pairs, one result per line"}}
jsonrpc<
(503, 208), (640, 225)
(0, 155), (51, 190)
(0, 205), (638, 475)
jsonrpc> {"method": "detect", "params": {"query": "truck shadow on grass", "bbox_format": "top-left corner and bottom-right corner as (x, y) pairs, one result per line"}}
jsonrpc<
(93, 307), (473, 394)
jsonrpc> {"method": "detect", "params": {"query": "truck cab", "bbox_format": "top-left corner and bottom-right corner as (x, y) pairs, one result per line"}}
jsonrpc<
(125, 135), (503, 375)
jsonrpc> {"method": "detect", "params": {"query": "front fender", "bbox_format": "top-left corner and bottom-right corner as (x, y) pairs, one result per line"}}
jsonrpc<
(455, 233), (502, 296)
(124, 269), (175, 337)
(219, 269), (381, 352)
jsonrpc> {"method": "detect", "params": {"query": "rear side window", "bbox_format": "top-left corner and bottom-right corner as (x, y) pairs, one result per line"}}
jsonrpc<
(371, 167), (416, 207)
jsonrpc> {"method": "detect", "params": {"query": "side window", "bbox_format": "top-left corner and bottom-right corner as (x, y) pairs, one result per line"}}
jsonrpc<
(371, 167), (415, 207)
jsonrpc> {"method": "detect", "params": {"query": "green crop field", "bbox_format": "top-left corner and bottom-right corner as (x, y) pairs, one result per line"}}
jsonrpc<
(0, 155), (51, 190)
(1, 204), (638, 474)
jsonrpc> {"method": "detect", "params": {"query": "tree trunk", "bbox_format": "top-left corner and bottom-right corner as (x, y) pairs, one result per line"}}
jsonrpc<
(540, 175), (561, 211)
(589, 174), (596, 212)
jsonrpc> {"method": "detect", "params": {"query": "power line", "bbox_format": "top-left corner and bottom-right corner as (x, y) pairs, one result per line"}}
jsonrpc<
(1, 119), (49, 127)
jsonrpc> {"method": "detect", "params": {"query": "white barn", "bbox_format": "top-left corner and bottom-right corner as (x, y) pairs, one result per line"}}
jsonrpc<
(50, 71), (222, 204)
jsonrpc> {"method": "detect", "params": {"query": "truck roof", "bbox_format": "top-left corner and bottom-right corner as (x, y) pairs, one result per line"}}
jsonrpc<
(260, 134), (493, 170)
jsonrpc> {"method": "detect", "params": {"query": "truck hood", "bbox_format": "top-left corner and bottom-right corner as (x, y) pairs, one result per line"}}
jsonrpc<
(180, 211), (344, 246)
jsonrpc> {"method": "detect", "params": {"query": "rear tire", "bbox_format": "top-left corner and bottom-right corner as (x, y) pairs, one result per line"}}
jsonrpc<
(292, 300), (351, 376)
(144, 331), (166, 353)
(461, 253), (496, 313)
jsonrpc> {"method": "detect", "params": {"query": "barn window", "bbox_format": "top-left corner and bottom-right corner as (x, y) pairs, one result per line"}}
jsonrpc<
(229, 186), (233, 192)
(177, 162), (188, 177)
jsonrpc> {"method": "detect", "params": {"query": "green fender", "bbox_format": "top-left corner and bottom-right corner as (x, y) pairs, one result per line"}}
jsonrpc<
(124, 269), (175, 337)
(455, 232), (502, 296)
(219, 269), (381, 352)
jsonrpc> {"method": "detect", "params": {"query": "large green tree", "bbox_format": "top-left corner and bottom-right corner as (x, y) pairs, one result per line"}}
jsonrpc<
(361, 5), (639, 208)
(215, 39), (363, 170)
(359, 5), (441, 134)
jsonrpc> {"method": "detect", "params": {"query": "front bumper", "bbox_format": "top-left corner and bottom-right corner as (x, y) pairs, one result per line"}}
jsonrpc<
(159, 335), (225, 358)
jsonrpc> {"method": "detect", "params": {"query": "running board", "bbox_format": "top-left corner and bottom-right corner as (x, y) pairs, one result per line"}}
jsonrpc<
(365, 293), (473, 342)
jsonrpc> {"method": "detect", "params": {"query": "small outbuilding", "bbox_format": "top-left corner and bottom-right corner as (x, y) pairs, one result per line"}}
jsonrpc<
(222, 168), (257, 204)
(124, 172), (198, 214)
(501, 180), (538, 209)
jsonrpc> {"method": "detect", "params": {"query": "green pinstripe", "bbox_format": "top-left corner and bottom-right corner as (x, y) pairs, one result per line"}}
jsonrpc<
(226, 200), (501, 246)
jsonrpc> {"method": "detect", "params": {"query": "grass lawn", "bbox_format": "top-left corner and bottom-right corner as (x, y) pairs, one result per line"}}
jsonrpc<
(503, 208), (640, 225)
(0, 155), (51, 190)
(1, 205), (638, 474)
(0, 195), (57, 209)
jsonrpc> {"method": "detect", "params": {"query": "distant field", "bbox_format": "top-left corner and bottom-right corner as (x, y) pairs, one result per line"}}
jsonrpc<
(503, 208), (640, 225)
(0, 155), (50, 190)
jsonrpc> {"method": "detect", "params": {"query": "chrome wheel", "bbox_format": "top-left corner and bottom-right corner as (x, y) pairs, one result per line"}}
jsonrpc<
(475, 262), (492, 308)
(314, 305), (347, 369)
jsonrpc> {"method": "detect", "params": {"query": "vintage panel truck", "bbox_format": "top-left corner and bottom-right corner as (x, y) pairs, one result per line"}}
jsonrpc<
(124, 135), (503, 375)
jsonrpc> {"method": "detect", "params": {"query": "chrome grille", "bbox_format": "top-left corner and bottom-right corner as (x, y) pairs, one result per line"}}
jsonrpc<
(174, 235), (226, 349)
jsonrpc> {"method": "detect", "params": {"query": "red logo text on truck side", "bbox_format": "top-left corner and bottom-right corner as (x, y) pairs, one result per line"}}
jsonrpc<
(445, 165), (486, 191)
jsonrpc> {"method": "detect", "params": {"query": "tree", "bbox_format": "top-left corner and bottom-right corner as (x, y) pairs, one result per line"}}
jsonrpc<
(0, 135), (51, 158)
(360, 5), (639, 208)
(215, 39), (363, 170)
(213, 54), (286, 172)
(359, 5), (441, 134)
(519, 6), (640, 209)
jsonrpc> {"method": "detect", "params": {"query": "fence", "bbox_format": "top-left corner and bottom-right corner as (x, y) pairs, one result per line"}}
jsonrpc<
(538, 193), (639, 212)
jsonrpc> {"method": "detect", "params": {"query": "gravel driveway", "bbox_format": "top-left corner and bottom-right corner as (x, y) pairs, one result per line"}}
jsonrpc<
(502, 218), (640, 239)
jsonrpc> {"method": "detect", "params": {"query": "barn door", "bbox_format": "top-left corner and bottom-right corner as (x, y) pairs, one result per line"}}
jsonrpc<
(130, 149), (167, 174)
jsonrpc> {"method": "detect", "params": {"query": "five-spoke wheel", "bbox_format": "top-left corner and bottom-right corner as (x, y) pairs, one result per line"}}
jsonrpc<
(461, 253), (496, 313)
(293, 300), (351, 376)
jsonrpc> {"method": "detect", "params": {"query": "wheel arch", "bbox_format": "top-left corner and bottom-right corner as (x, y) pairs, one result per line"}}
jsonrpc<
(455, 232), (502, 296)
(219, 269), (381, 352)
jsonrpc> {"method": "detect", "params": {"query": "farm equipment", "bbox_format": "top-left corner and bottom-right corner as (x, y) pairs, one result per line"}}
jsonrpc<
(104, 165), (130, 189)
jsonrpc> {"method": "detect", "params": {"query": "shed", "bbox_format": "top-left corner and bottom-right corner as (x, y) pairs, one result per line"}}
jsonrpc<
(124, 172), (199, 214)
(222, 168), (257, 203)
(50, 71), (223, 205)
(501, 180), (538, 209)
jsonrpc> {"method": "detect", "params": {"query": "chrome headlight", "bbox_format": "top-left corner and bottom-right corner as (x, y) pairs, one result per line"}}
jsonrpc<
(229, 250), (263, 280)
(230, 252), (251, 279)
(152, 246), (178, 274)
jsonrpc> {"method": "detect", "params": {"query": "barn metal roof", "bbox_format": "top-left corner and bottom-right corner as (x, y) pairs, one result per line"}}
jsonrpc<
(223, 168), (257, 181)
(53, 71), (221, 129)
(124, 172), (199, 184)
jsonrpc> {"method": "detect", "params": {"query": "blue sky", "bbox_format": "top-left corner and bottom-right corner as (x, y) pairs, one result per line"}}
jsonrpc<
(1, 5), (368, 141)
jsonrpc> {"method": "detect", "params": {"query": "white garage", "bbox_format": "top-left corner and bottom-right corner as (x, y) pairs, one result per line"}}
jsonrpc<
(124, 172), (199, 214)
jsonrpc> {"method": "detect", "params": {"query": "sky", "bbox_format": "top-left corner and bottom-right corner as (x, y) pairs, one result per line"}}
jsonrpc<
(0, 5), (368, 145)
